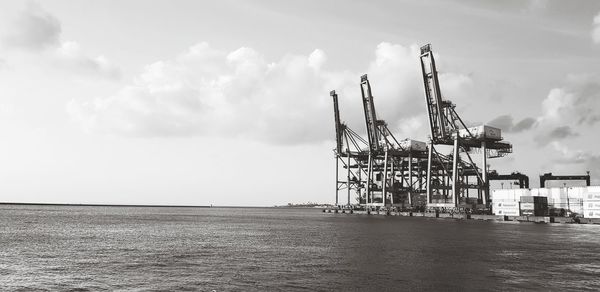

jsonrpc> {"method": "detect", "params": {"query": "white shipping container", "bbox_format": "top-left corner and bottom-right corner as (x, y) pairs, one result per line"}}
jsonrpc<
(549, 188), (567, 199)
(494, 201), (519, 208)
(585, 192), (600, 200)
(457, 125), (502, 140)
(520, 202), (534, 210)
(585, 202), (600, 209)
(399, 139), (427, 152)
(567, 187), (588, 200)
(494, 208), (520, 216)
(492, 189), (527, 202)
(530, 188), (548, 197)
(493, 199), (520, 203)
(514, 189), (532, 197)
(587, 186), (600, 193)
(583, 209), (600, 218)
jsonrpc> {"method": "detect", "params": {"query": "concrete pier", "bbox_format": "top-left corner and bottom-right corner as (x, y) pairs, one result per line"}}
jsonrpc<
(325, 208), (600, 225)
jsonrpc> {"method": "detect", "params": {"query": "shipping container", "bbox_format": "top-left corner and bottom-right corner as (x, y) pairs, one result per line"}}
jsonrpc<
(520, 202), (534, 210)
(520, 196), (547, 204)
(492, 189), (530, 202)
(583, 209), (600, 218)
(587, 186), (600, 193)
(456, 125), (502, 140)
(494, 201), (519, 208)
(585, 192), (600, 201)
(399, 139), (427, 152)
(567, 187), (588, 200)
(495, 209), (520, 216)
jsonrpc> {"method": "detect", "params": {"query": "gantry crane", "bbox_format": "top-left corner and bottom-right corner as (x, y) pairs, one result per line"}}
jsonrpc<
(419, 44), (512, 210)
(539, 172), (591, 188)
(331, 90), (370, 207)
(358, 75), (429, 210)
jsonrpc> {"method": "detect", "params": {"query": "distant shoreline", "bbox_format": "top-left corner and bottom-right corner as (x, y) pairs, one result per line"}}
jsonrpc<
(0, 202), (275, 208)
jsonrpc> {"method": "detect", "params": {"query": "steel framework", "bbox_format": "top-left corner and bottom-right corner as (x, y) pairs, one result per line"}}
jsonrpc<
(330, 75), (431, 210)
(539, 172), (591, 188)
(419, 44), (513, 210)
(358, 75), (429, 210)
(489, 171), (530, 189)
(331, 90), (370, 207)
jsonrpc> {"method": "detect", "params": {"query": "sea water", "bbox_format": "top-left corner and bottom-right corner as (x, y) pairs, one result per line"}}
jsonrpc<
(1, 205), (599, 291)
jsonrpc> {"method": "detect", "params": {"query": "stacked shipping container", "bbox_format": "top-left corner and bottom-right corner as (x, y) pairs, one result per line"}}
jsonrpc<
(491, 189), (531, 216)
(519, 196), (549, 216)
(492, 186), (600, 218)
(583, 187), (600, 218)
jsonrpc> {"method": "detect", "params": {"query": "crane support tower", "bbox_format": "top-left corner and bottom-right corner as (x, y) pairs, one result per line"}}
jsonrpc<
(539, 172), (591, 188)
(357, 75), (429, 210)
(488, 171), (530, 189)
(331, 90), (370, 207)
(419, 44), (513, 211)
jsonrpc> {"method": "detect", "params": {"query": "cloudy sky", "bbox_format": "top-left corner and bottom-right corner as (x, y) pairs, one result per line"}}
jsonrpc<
(1, 0), (599, 205)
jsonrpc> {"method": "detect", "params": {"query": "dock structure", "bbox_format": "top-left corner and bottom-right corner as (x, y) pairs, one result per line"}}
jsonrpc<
(419, 44), (512, 212)
(358, 75), (429, 210)
(539, 172), (591, 188)
(329, 44), (597, 217)
(331, 90), (369, 207)
(489, 171), (530, 189)
(330, 44), (523, 214)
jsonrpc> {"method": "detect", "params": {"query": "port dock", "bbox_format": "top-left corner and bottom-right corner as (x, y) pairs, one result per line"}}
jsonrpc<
(323, 208), (600, 224)
(328, 44), (600, 221)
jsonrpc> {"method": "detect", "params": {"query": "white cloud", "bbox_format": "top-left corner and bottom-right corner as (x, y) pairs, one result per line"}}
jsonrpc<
(534, 74), (600, 145)
(525, 0), (548, 14)
(2, 3), (61, 50)
(593, 11), (600, 44)
(55, 41), (121, 79)
(550, 142), (600, 182)
(539, 74), (600, 126)
(1, 4), (120, 79)
(487, 115), (536, 133)
(68, 42), (473, 144)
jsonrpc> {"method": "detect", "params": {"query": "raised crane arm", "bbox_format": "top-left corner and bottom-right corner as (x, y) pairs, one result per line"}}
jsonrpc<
(360, 74), (381, 152)
(330, 90), (345, 154)
(420, 44), (450, 143)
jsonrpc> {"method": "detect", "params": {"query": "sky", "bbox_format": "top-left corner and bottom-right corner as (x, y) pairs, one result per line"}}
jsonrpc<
(0, 0), (600, 206)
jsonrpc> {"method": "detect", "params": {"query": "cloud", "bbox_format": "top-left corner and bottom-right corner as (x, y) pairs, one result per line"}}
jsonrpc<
(55, 41), (121, 79)
(539, 75), (600, 125)
(2, 3), (61, 50)
(533, 74), (600, 145)
(512, 117), (536, 132)
(593, 11), (600, 44)
(524, 0), (548, 13)
(535, 125), (578, 145)
(68, 42), (473, 144)
(487, 114), (536, 133)
(550, 142), (600, 180)
(1, 3), (120, 79)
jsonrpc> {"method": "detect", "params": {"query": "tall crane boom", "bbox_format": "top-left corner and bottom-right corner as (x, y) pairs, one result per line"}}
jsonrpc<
(360, 74), (381, 152)
(330, 90), (345, 154)
(420, 44), (450, 143)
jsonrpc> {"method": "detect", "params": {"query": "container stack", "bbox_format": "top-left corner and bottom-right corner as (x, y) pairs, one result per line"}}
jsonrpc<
(515, 186), (600, 218)
(519, 196), (549, 216)
(583, 187), (600, 218)
(491, 189), (531, 216)
(458, 197), (479, 209)
(532, 187), (584, 216)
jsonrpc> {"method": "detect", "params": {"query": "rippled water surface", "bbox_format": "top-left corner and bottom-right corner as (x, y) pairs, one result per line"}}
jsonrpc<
(1, 205), (599, 291)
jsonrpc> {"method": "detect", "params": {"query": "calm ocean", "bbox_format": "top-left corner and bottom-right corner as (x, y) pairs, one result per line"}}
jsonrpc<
(1, 205), (599, 291)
